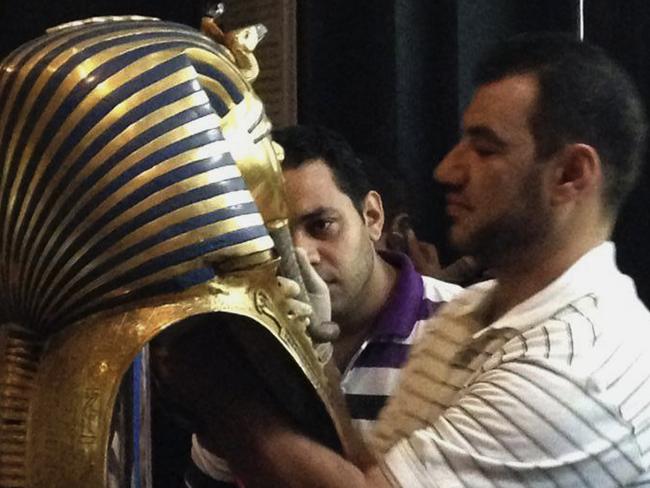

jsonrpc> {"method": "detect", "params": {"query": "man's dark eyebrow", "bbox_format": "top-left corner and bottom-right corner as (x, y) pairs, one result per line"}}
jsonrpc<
(464, 125), (507, 148)
(294, 206), (337, 225)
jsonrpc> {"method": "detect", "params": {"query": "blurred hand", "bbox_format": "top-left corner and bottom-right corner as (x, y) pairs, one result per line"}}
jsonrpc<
(294, 247), (330, 323)
(402, 228), (443, 277)
(434, 255), (483, 284)
(381, 213), (484, 285)
(405, 228), (484, 284)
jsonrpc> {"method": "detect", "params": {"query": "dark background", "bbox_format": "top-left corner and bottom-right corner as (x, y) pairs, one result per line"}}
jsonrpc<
(2, 1), (649, 485)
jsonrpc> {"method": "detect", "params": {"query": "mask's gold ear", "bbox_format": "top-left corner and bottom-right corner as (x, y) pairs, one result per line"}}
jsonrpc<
(362, 190), (386, 242)
(550, 143), (602, 207)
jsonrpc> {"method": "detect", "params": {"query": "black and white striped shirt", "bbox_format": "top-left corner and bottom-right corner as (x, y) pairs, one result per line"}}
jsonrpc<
(373, 242), (650, 487)
(341, 252), (462, 440)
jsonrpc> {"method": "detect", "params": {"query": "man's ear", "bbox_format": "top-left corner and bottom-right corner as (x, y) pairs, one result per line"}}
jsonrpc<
(362, 190), (384, 241)
(550, 143), (602, 206)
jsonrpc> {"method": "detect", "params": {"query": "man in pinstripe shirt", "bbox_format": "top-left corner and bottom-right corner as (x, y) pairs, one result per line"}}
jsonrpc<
(180, 34), (650, 486)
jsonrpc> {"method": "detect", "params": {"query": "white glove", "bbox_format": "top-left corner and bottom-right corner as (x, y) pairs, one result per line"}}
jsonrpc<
(275, 248), (339, 347)
(295, 247), (339, 344)
(294, 247), (330, 322)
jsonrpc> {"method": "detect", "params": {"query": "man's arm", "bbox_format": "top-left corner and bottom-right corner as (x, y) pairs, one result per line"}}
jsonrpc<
(198, 400), (392, 488)
(153, 309), (392, 487)
(372, 356), (647, 487)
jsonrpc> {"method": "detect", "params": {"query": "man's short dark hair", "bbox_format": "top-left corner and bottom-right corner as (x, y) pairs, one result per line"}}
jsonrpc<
(474, 32), (647, 215)
(272, 125), (371, 213)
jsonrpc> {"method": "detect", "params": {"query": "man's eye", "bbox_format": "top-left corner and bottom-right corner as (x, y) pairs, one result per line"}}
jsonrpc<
(475, 147), (497, 157)
(308, 219), (337, 237)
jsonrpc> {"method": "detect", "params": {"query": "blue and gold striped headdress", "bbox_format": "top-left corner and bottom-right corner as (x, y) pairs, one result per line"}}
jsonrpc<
(0, 16), (278, 331)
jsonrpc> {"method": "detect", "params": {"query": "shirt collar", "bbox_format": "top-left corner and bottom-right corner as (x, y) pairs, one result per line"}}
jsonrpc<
(371, 251), (424, 339)
(470, 241), (629, 338)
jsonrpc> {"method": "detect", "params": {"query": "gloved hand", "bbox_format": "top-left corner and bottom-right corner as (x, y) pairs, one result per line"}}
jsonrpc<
(275, 248), (339, 363)
(294, 247), (339, 344)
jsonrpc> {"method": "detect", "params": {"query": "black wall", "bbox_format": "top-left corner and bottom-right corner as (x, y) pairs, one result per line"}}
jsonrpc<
(0, 1), (203, 59)
(586, 1), (650, 304)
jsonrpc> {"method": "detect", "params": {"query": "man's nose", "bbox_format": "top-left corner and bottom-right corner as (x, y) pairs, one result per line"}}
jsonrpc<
(434, 143), (465, 186)
(292, 232), (320, 265)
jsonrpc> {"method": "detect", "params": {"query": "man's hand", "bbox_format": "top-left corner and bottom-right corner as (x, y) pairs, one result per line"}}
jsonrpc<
(401, 227), (443, 277)
(382, 213), (484, 285)
(151, 306), (393, 488)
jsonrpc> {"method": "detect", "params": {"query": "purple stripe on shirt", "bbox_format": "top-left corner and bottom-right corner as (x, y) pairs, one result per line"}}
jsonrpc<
(354, 341), (411, 368)
(373, 251), (424, 338)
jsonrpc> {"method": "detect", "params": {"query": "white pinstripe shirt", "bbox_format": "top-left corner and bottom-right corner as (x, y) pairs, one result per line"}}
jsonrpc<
(372, 242), (650, 487)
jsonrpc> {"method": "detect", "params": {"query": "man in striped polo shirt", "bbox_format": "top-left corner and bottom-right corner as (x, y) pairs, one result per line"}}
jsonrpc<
(185, 125), (461, 486)
(274, 126), (461, 435)
(179, 33), (650, 487)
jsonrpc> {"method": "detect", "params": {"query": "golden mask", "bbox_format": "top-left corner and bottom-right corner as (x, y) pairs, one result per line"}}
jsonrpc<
(0, 16), (361, 487)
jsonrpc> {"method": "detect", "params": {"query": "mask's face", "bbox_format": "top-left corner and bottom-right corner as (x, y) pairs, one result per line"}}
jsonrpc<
(182, 41), (288, 231)
(216, 92), (289, 229)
